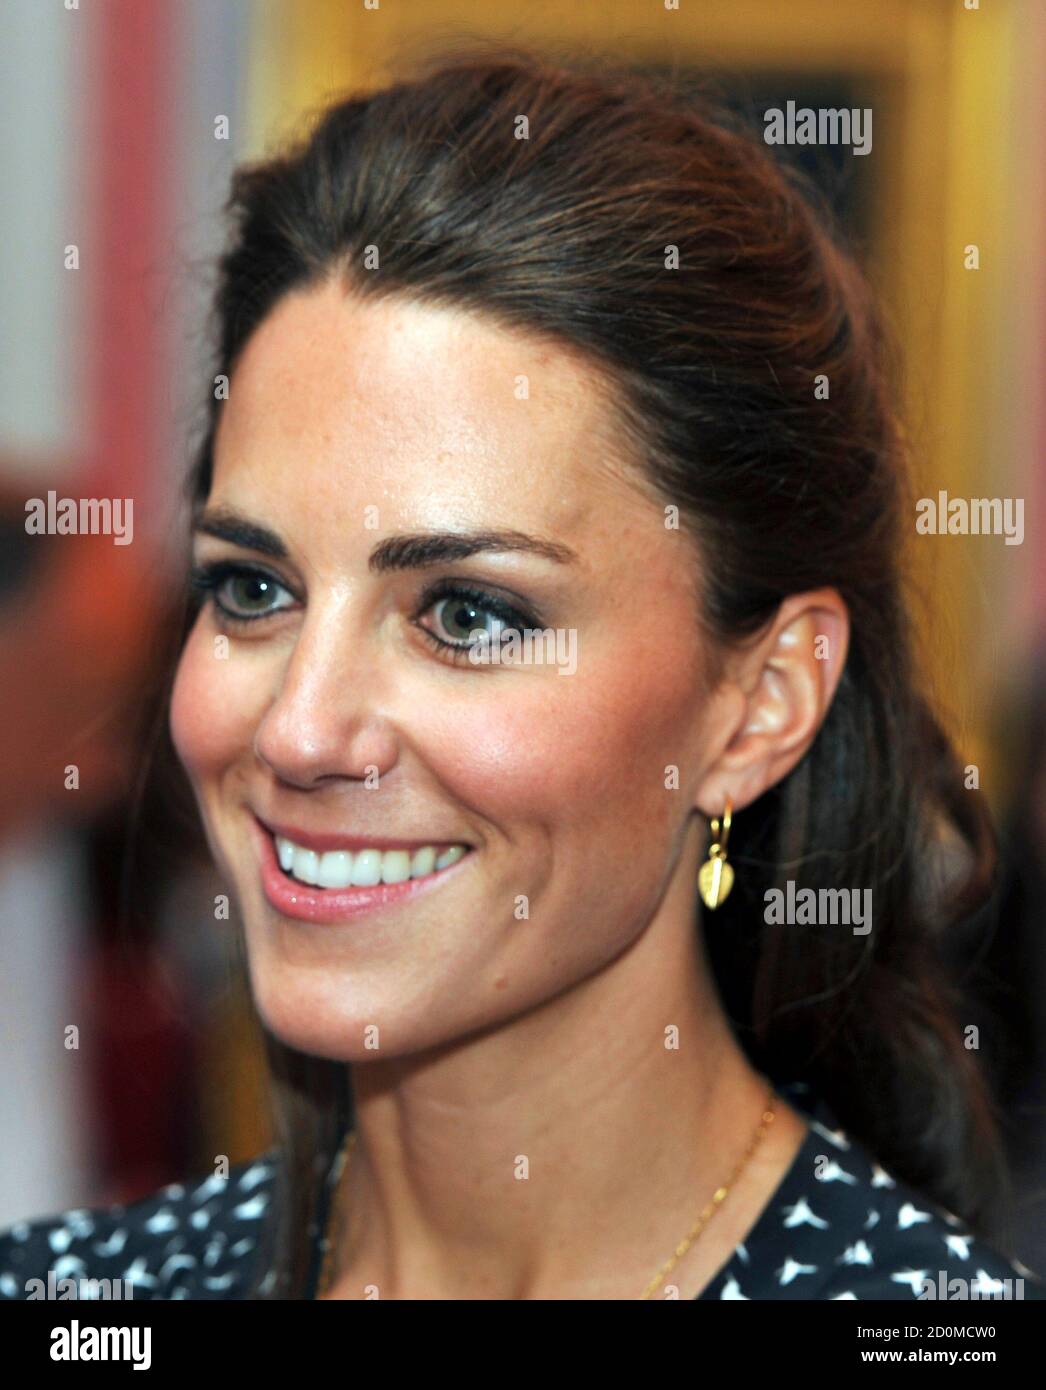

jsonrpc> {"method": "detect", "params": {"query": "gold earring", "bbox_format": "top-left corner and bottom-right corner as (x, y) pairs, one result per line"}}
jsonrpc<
(698, 798), (734, 910)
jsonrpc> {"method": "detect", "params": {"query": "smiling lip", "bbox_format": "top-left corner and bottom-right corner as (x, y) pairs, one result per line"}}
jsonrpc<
(253, 814), (470, 855)
(250, 815), (473, 924)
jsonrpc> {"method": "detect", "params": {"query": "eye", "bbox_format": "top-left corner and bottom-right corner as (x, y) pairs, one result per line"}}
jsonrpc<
(190, 561), (296, 624)
(416, 581), (537, 662)
(432, 593), (517, 644)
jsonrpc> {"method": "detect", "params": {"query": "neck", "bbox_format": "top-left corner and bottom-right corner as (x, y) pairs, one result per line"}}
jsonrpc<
(323, 831), (807, 1299)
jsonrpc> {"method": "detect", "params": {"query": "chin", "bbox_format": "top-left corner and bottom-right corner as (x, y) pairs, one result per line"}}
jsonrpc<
(243, 950), (441, 1063)
(248, 973), (378, 1061)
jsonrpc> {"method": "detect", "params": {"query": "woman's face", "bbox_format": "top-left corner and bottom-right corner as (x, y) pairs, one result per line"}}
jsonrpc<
(170, 280), (730, 1059)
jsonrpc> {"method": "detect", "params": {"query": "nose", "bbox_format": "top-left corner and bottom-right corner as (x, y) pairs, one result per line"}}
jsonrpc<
(252, 602), (400, 789)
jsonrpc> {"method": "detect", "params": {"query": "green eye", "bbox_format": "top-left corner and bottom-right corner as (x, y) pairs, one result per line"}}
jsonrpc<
(433, 595), (517, 644)
(189, 562), (295, 624)
(221, 571), (284, 616)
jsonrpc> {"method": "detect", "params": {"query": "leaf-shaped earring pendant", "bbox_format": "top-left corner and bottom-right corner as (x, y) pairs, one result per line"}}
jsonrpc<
(699, 854), (734, 910)
(699, 800), (734, 910)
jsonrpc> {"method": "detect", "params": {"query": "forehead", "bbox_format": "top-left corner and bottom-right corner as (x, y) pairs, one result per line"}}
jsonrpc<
(211, 280), (658, 544)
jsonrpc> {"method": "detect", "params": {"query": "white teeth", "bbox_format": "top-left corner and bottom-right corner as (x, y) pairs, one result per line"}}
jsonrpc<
(410, 846), (436, 878)
(273, 834), (469, 888)
(350, 850), (382, 887)
(380, 850), (412, 884)
(317, 851), (353, 889)
(292, 848), (320, 886)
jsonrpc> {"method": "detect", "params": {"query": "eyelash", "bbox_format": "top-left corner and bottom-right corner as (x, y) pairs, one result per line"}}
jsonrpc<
(188, 562), (539, 667)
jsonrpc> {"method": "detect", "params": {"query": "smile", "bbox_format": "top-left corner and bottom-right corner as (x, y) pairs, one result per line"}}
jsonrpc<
(275, 835), (468, 889)
(250, 815), (474, 925)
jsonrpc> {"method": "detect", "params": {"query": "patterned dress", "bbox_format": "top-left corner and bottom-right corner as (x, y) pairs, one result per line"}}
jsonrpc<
(1, 1082), (1041, 1300)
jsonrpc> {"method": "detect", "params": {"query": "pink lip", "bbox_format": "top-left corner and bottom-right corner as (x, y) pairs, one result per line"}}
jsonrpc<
(253, 814), (468, 855)
(250, 816), (473, 925)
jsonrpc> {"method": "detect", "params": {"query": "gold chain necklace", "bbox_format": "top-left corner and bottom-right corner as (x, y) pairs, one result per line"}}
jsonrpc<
(317, 1084), (777, 1300)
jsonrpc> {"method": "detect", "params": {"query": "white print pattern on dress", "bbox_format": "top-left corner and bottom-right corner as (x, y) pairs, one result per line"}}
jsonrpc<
(0, 1092), (1042, 1303)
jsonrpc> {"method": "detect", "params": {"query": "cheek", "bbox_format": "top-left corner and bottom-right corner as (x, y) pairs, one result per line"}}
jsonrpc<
(429, 658), (694, 850)
(169, 624), (262, 780)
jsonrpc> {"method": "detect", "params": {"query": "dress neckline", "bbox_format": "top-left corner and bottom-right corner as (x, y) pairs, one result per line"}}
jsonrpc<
(694, 1079), (833, 1299)
(306, 1078), (833, 1301)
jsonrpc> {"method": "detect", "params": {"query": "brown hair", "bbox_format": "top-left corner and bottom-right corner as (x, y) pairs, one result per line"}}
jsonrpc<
(175, 43), (1009, 1297)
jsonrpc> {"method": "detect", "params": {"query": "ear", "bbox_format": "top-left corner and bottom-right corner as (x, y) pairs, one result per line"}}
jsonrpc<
(694, 588), (849, 818)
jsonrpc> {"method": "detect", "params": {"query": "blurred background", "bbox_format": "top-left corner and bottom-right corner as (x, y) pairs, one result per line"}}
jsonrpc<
(1, 0), (1043, 1270)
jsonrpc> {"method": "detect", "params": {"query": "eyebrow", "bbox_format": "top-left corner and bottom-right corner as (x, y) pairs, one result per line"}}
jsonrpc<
(193, 507), (579, 571)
